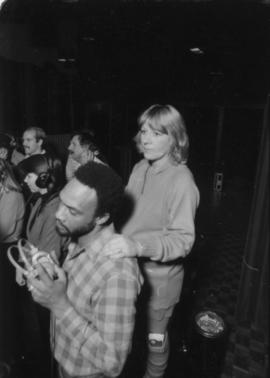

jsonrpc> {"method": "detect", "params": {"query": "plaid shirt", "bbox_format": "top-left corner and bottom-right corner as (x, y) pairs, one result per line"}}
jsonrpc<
(52, 225), (142, 377)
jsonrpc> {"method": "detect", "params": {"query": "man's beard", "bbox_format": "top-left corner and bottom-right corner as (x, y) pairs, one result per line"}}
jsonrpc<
(56, 220), (70, 236)
(56, 219), (96, 238)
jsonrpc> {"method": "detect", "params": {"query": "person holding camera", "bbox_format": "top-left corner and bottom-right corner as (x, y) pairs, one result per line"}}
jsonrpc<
(27, 161), (142, 378)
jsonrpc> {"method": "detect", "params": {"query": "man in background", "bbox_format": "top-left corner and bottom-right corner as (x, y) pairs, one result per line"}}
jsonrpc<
(66, 130), (106, 181)
(22, 127), (47, 158)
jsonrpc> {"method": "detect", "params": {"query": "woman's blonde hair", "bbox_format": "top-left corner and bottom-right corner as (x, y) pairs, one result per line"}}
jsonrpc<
(135, 104), (189, 164)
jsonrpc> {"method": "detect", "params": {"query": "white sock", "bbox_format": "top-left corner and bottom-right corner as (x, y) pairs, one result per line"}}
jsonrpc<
(148, 333), (164, 342)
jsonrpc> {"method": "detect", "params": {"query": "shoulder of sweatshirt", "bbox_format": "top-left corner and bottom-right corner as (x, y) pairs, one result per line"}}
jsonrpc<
(171, 163), (195, 180)
(170, 164), (196, 186)
(131, 160), (197, 186)
(169, 164), (200, 202)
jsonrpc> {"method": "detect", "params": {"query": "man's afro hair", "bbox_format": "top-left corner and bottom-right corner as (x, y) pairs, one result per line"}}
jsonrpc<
(74, 161), (124, 224)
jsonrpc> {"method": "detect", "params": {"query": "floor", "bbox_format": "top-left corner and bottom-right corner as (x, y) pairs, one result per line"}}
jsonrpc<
(1, 176), (268, 378)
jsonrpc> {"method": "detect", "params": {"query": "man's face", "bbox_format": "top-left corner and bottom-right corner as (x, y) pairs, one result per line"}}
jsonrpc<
(68, 135), (86, 163)
(55, 178), (98, 237)
(22, 130), (42, 156)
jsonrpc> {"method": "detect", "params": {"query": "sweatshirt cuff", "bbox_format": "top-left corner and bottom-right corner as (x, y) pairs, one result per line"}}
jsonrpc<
(134, 237), (161, 261)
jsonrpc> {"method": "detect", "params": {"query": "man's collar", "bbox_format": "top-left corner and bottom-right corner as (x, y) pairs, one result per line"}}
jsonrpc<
(67, 224), (114, 260)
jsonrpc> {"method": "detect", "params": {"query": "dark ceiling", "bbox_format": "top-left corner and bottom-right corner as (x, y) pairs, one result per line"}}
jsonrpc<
(0, 0), (270, 104)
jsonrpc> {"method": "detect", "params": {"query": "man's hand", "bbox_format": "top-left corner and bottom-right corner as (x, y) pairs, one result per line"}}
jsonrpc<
(27, 263), (69, 317)
(103, 235), (142, 259)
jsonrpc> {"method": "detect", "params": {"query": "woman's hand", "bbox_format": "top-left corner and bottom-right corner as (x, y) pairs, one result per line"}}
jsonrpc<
(103, 235), (143, 259)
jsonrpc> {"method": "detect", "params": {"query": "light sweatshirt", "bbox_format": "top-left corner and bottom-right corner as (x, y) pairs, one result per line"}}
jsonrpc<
(122, 158), (200, 308)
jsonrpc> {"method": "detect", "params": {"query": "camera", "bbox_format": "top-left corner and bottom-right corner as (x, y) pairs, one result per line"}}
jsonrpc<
(7, 239), (58, 285)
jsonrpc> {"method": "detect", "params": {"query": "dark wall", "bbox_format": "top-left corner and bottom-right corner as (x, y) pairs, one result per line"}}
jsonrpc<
(0, 56), (264, 189)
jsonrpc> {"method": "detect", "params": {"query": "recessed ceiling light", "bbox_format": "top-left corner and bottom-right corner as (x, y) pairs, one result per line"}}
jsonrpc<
(57, 58), (76, 62)
(190, 47), (204, 55)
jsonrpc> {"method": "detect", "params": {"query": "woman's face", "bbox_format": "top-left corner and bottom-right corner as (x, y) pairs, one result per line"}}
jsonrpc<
(140, 123), (172, 164)
(24, 172), (40, 193)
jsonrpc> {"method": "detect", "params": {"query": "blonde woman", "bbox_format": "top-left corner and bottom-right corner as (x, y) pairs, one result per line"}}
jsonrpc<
(104, 104), (200, 378)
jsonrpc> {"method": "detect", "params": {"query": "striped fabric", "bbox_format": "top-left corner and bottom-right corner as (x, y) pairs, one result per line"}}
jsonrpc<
(52, 226), (142, 377)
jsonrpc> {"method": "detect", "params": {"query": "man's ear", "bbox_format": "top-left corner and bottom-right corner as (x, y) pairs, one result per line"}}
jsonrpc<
(81, 149), (93, 164)
(95, 213), (110, 225)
